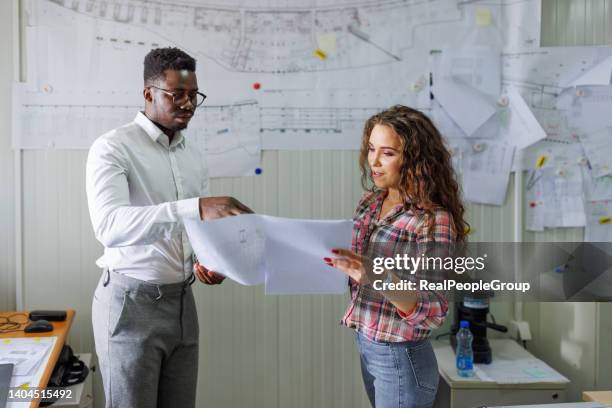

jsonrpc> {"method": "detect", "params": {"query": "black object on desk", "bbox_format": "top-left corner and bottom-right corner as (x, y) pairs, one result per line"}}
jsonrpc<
(29, 310), (67, 322)
(450, 296), (508, 364)
(25, 320), (53, 333)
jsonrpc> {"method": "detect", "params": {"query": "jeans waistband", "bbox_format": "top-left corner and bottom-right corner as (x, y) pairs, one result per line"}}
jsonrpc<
(102, 269), (195, 299)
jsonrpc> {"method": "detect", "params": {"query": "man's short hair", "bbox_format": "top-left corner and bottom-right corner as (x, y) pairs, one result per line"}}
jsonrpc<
(143, 47), (196, 84)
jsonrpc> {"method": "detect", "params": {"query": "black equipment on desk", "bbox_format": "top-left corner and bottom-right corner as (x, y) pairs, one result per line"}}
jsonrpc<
(40, 345), (89, 407)
(29, 310), (66, 322)
(450, 296), (508, 364)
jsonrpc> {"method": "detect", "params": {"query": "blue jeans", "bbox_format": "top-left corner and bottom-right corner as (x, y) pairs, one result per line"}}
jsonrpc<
(355, 332), (439, 408)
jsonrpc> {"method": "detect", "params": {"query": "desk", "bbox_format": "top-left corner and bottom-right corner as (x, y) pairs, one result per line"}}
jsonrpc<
(583, 391), (612, 405)
(0, 310), (75, 408)
(432, 339), (569, 408)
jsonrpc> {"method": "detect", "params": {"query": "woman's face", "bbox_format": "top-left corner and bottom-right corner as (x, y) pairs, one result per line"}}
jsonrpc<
(368, 124), (403, 191)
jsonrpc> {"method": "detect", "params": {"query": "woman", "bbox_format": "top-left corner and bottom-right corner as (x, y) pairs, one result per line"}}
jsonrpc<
(325, 105), (467, 408)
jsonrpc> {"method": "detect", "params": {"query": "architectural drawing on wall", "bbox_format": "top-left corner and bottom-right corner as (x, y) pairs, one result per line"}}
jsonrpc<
(188, 100), (262, 177)
(14, 0), (612, 210)
(17, 0), (469, 158)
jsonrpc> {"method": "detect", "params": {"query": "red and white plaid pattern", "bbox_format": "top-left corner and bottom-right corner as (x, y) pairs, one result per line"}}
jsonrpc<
(341, 191), (455, 342)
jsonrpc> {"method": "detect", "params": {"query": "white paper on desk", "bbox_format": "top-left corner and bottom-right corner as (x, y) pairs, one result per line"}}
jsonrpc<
(434, 78), (497, 136)
(263, 216), (351, 294)
(462, 140), (514, 205)
(579, 127), (612, 178)
(0, 338), (51, 376)
(566, 54), (612, 87)
(585, 200), (612, 242)
(184, 215), (351, 294)
(501, 87), (547, 149)
(473, 358), (569, 384)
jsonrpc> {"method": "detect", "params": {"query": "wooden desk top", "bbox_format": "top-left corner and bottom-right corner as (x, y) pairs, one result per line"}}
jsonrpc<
(0, 310), (75, 408)
(582, 390), (612, 404)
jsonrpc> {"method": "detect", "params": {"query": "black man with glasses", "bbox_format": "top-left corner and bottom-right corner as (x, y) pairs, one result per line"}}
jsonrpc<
(86, 47), (252, 408)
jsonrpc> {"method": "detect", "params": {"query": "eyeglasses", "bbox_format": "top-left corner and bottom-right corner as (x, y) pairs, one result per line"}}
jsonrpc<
(149, 85), (207, 107)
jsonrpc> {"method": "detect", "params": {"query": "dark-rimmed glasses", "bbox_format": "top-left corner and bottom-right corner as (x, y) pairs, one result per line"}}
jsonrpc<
(149, 85), (207, 107)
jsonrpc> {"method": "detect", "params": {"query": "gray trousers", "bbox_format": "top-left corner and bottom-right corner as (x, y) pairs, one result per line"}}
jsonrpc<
(92, 270), (199, 408)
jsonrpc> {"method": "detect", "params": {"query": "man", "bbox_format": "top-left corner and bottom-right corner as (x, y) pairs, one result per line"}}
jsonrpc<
(86, 47), (251, 407)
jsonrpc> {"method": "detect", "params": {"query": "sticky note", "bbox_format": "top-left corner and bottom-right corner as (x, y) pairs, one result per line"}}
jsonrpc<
(2, 339), (11, 344)
(536, 155), (547, 169)
(476, 8), (492, 26)
(317, 32), (336, 53)
(599, 216), (612, 225)
(19, 383), (30, 389)
(314, 48), (327, 60)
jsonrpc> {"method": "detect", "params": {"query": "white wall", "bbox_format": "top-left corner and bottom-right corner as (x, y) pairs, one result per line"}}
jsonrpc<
(0, 0), (16, 311)
(0, 0), (610, 406)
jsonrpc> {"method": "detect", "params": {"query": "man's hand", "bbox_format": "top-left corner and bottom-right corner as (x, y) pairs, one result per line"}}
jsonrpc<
(199, 196), (253, 221)
(194, 262), (226, 285)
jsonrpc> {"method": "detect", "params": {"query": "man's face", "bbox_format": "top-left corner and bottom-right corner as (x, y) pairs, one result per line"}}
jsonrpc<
(145, 69), (198, 131)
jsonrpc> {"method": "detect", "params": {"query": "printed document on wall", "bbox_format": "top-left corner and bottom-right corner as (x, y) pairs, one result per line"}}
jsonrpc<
(526, 165), (586, 230)
(500, 87), (547, 149)
(585, 201), (612, 242)
(462, 140), (514, 205)
(579, 127), (612, 178)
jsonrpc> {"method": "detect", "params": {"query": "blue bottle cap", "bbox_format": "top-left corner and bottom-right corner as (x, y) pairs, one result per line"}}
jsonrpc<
(255, 167), (262, 175)
(460, 320), (469, 329)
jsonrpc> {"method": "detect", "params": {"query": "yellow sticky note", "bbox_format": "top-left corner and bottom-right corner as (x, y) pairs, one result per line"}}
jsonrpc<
(2, 339), (11, 344)
(599, 216), (612, 225)
(313, 48), (327, 60)
(317, 32), (336, 53)
(476, 8), (492, 26)
(19, 383), (30, 389)
(536, 155), (547, 169)
(33, 337), (41, 342)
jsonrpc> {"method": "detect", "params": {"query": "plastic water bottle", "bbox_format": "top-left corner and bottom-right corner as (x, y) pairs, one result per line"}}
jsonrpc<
(456, 320), (474, 377)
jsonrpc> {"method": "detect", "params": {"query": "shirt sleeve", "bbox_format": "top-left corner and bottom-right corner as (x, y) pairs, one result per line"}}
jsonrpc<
(397, 210), (454, 328)
(86, 136), (200, 248)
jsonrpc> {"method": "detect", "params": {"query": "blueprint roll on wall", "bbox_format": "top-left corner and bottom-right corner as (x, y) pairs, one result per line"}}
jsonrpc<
(1, 1), (612, 407)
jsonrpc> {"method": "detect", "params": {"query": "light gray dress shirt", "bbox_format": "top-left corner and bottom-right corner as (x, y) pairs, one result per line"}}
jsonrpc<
(86, 111), (209, 283)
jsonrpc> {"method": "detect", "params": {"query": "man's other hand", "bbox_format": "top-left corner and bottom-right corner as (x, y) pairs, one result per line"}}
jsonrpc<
(194, 262), (226, 285)
(198, 196), (253, 220)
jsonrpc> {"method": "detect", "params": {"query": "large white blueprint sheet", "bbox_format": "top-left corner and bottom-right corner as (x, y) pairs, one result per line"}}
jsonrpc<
(13, 0), (612, 210)
(183, 215), (351, 294)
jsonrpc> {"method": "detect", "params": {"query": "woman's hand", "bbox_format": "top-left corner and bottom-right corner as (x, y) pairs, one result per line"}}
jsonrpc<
(194, 262), (226, 285)
(324, 248), (371, 285)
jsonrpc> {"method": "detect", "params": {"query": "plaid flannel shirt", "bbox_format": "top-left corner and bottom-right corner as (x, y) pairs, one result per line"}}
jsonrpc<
(341, 190), (455, 342)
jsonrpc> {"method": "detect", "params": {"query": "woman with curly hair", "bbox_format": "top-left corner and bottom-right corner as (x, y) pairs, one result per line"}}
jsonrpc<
(325, 105), (467, 408)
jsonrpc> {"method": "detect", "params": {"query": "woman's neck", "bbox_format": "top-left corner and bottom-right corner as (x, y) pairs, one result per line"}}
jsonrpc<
(385, 188), (402, 204)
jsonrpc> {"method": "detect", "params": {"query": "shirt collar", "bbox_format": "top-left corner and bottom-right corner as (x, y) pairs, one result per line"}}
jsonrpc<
(134, 111), (185, 149)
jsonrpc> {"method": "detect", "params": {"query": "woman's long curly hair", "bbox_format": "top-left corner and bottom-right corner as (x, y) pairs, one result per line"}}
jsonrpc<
(359, 105), (468, 241)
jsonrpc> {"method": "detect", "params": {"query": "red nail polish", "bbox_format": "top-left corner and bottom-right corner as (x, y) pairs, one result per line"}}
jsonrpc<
(323, 257), (332, 262)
